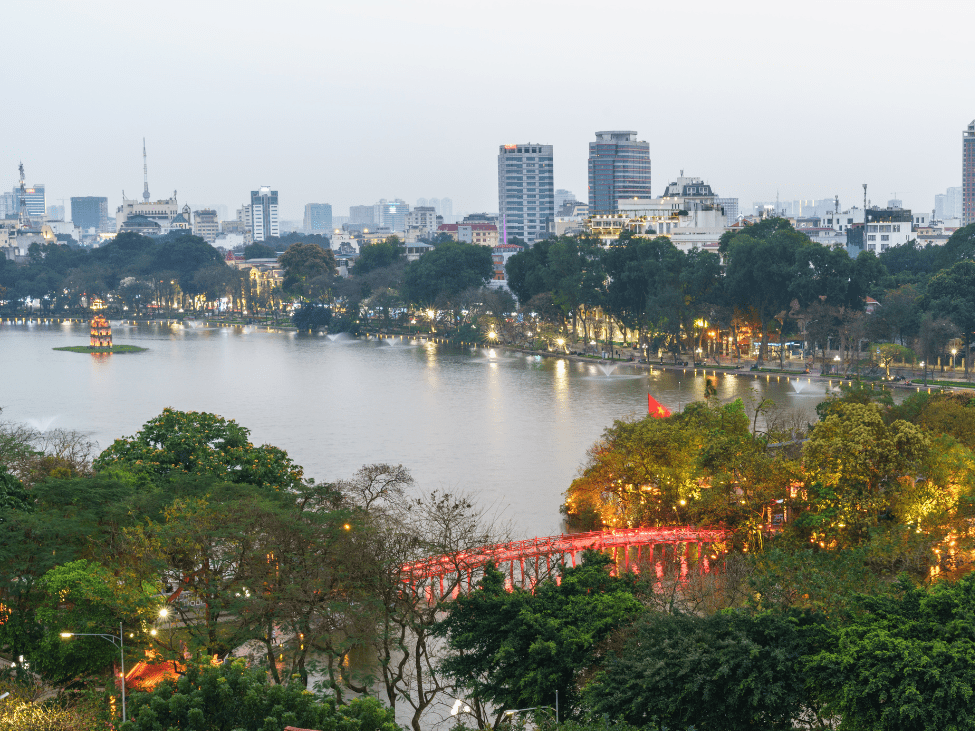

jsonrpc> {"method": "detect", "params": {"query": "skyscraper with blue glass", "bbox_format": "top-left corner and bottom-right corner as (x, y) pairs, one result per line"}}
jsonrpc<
(587, 131), (651, 214)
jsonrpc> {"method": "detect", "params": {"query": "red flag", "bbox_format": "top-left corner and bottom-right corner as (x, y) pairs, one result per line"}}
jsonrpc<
(648, 394), (671, 418)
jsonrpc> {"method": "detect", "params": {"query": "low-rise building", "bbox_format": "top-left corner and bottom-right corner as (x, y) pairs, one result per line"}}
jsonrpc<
(490, 242), (524, 290)
(436, 222), (499, 247)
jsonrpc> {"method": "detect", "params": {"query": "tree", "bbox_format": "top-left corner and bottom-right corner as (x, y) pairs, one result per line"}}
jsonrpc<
(330, 477), (506, 731)
(721, 222), (819, 364)
(29, 559), (160, 685)
(438, 551), (642, 725)
(0, 473), (147, 668)
(93, 408), (305, 492)
(924, 260), (975, 376)
(279, 243), (338, 300)
(584, 608), (827, 731)
(400, 241), (493, 307)
(806, 573), (975, 731)
(292, 301), (332, 333)
(795, 402), (935, 548)
(120, 658), (400, 731)
(243, 242), (276, 259)
(353, 237), (404, 276)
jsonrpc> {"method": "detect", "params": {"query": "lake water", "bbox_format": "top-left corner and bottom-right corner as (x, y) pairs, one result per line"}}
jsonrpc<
(2, 320), (843, 538)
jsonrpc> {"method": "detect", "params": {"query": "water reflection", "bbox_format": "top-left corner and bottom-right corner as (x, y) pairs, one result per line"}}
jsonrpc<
(0, 323), (904, 538)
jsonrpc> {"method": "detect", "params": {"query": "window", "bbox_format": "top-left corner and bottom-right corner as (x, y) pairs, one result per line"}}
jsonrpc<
(881, 234), (890, 241)
(868, 234), (876, 241)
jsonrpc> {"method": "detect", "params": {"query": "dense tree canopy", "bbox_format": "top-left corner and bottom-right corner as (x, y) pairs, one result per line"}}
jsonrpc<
(93, 408), (305, 491)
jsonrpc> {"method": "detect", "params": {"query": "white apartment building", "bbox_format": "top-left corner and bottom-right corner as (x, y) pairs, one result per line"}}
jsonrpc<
(405, 206), (439, 239)
(498, 143), (555, 246)
(249, 187), (279, 242)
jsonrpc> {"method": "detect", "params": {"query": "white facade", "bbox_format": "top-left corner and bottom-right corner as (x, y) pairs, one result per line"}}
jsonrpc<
(248, 187), (279, 242)
(498, 143), (555, 246)
(406, 206), (439, 239)
(116, 197), (180, 233)
(822, 207), (864, 233)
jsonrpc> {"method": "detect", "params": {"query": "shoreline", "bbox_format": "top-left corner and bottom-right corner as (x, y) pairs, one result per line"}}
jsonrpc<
(6, 316), (970, 395)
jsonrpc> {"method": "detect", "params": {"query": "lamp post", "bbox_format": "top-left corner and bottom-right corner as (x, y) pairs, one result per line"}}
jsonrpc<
(61, 623), (127, 722)
(503, 690), (558, 726)
(952, 348), (958, 371)
(921, 361), (927, 387)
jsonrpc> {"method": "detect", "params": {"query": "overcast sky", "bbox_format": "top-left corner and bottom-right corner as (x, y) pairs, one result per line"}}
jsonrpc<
(5, 0), (973, 221)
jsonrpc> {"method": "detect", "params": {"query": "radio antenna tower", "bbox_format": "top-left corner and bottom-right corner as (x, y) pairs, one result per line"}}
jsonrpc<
(142, 138), (150, 202)
(17, 162), (31, 228)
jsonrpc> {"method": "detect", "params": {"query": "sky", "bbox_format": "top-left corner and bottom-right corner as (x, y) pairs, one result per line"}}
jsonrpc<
(5, 0), (974, 221)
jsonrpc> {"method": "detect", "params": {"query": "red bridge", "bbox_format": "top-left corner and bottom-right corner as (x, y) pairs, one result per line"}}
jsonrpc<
(402, 526), (730, 602)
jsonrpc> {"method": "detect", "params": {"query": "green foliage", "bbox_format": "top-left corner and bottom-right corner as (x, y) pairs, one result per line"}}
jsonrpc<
(437, 551), (642, 719)
(806, 573), (975, 731)
(0, 474), (145, 666)
(353, 237), (404, 276)
(279, 242), (338, 299)
(29, 560), (160, 684)
(120, 658), (400, 731)
(566, 398), (788, 535)
(584, 608), (825, 731)
(93, 408), (304, 491)
(400, 241), (493, 305)
(0, 467), (29, 516)
(292, 302), (333, 333)
(243, 242), (276, 259)
(797, 402), (932, 547)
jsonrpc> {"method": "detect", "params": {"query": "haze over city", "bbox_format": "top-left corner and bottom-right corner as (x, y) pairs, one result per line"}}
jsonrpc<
(5, 0), (973, 219)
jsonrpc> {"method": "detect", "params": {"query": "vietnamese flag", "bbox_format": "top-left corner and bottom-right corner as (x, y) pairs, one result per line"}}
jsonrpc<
(648, 394), (672, 418)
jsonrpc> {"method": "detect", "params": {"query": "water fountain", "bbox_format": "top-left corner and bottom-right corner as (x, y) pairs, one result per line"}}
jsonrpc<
(27, 416), (58, 432)
(596, 363), (619, 377)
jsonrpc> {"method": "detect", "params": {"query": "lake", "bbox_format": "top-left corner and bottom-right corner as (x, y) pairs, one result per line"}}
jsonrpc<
(2, 320), (843, 538)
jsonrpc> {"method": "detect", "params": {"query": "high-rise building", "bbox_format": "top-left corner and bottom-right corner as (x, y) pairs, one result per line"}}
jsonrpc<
(440, 197), (452, 220)
(249, 187), (279, 241)
(0, 191), (16, 219)
(497, 143), (554, 246)
(71, 197), (109, 231)
(349, 205), (375, 225)
(376, 199), (409, 232)
(714, 197), (739, 225)
(14, 183), (46, 218)
(303, 203), (333, 233)
(193, 209), (220, 243)
(965, 120), (975, 225)
(555, 189), (576, 210)
(46, 205), (64, 220)
(587, 131), (651, 214)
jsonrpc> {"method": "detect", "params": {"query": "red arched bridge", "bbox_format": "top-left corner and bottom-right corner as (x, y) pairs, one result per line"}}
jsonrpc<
(402, 526), (730, 602)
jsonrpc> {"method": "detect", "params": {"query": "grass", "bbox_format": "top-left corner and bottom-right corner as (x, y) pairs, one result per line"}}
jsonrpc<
(908, 378), (975, 390)
(53, 344), (148, 354)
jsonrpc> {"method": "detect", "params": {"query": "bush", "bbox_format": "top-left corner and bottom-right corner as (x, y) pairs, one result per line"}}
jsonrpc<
(120, 659), (400, 731)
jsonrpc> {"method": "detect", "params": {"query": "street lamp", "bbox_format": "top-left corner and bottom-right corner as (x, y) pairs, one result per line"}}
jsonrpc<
(61, 623), (128, 722)
(952, 348), (958, 371)
(920, 361), (927, 387)
(504, 696), (558, 726)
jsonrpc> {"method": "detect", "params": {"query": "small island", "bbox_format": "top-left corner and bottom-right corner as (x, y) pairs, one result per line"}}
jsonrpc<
(54, 344), (148, 354)
(53, 315), (147, 354)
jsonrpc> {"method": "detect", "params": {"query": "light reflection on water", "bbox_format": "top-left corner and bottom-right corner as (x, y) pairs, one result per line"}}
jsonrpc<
(0, 322), (889, 538)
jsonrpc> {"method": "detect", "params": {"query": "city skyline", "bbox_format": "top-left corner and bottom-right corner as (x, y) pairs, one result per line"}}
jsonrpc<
(3, 1), (971, 220)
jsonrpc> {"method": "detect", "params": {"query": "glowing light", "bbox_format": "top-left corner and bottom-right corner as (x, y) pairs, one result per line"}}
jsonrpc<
(60, 632), (73, 638)
(159, 608), (168, 618)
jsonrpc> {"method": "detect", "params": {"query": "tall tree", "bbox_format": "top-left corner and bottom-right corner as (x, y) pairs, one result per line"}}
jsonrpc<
(924, 260), (975, 376)
(438, 552), (642, 725)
